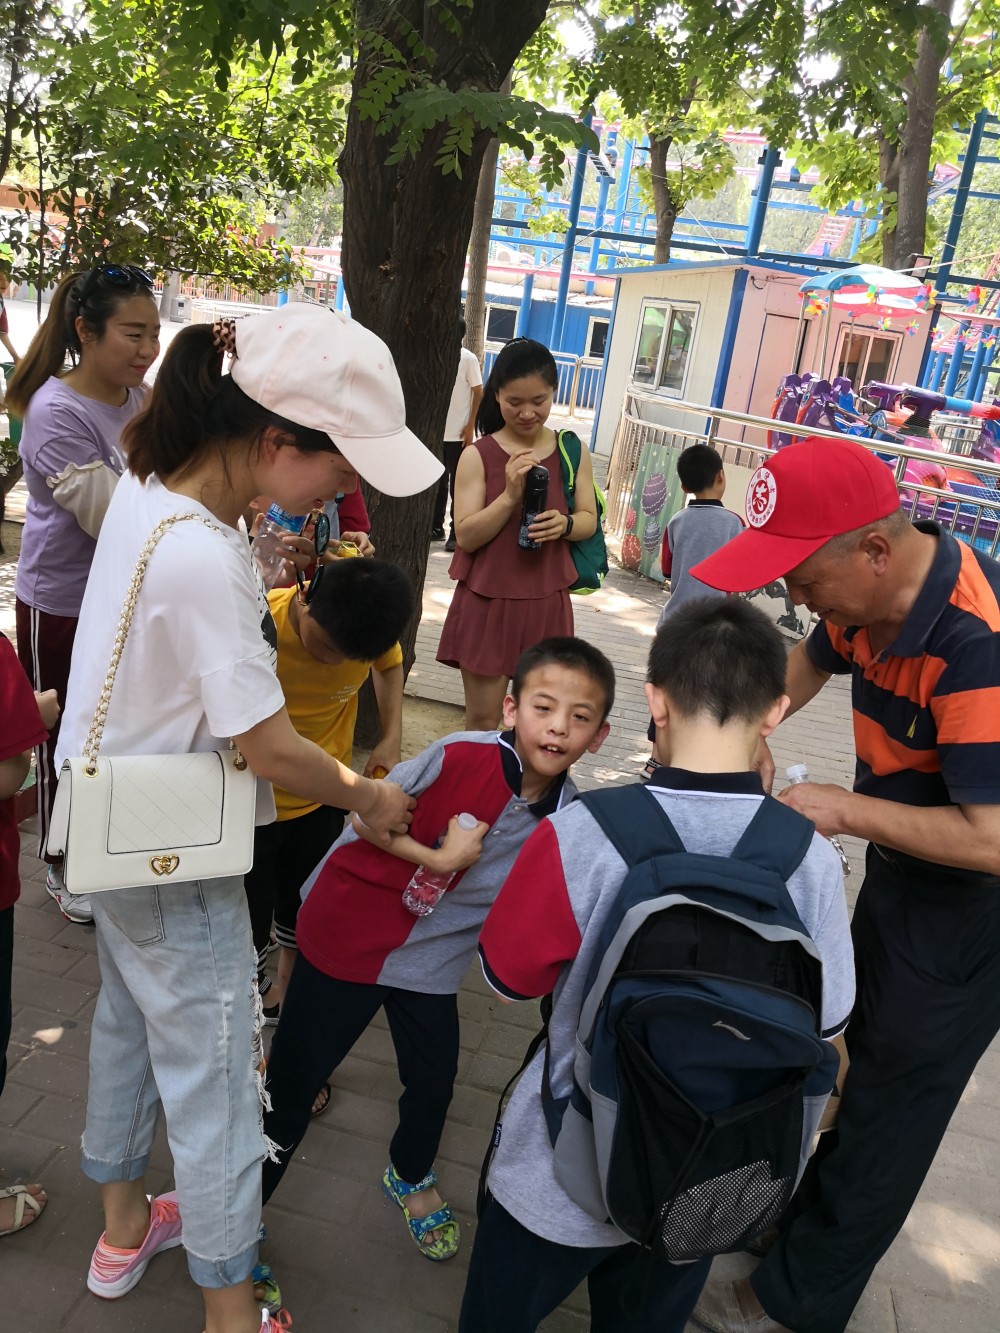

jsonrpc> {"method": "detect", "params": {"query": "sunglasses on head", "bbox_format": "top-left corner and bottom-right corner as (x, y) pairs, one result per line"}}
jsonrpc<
(296, 511), (331, 605)
(76, 262), (154, 308)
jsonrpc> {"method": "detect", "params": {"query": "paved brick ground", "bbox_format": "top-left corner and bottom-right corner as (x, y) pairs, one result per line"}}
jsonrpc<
(2, 440), (998, 1332)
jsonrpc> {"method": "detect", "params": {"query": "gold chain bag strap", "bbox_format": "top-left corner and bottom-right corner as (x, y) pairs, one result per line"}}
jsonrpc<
(47, 514), (258, 895)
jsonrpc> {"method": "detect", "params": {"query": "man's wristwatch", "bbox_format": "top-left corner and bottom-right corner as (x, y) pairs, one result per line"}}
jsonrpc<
(563, 514), (574, 538)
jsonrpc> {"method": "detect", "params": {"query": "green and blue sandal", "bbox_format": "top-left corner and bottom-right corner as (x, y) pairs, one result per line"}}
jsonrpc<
(252, 1261), (281, 1307)
(381, 1163), (460, 1261)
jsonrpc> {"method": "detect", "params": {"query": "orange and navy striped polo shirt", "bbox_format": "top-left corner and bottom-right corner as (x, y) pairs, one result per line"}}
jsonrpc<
(805, 524), (1000, 812)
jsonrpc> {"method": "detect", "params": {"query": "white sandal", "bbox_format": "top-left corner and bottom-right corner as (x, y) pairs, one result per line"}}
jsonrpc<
(0, 1184), (46, 1237)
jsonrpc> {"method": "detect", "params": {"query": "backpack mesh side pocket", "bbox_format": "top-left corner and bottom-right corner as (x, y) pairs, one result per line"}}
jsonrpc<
(607, 1010), (804, 1258)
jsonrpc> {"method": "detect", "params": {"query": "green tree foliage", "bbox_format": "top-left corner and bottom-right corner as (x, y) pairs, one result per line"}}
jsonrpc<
(553, 0), (804, 262)
(929, 160), (1000, 279)
(280, 183), (345, 249)
(2, 0), (345, 290)
(792, 0), (999, 269)
(142, 0), (594, 703)
(0, 0), (58, 184)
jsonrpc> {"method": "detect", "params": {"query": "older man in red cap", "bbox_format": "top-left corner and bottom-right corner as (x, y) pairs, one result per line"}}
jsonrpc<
(688, 437), (1000, 1333)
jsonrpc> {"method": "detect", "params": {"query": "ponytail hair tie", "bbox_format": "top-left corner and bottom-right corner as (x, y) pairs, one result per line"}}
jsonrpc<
(212, 319), (238, 357)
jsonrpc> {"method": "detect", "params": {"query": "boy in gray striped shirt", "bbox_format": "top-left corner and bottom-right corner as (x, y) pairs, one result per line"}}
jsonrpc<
(643, 445), (743, 777)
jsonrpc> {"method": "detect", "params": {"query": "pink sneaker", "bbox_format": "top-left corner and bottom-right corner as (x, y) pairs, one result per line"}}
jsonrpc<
(261, 1310), (293, 1330)
(87, 1191), (183, 1298)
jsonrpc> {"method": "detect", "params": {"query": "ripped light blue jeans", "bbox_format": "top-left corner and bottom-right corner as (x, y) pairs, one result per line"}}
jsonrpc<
(82, 876), (265, 1288)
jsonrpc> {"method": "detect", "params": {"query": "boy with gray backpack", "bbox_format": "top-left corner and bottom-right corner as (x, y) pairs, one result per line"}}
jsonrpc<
(462, 598), (854, 1332)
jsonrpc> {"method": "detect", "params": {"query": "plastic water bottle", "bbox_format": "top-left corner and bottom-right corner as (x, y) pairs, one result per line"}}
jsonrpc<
(518, 466), (550, 550)
(785, 764), (852, 876)
(402, 813), (480, 916)
(252, 503), (308, 589)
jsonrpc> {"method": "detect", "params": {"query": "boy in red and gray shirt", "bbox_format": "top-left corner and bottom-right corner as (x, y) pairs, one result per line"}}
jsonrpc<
(260, 637), (614, 1267)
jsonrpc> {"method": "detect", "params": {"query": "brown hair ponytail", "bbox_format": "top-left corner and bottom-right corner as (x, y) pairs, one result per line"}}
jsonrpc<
(124, 325), (224, 481)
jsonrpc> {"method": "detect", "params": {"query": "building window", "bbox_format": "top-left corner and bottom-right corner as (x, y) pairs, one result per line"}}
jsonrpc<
(485, 304), (518, 343)
(586, 317), (610, 359)
(835, 328), (900, 390)
(631, 301), (697, 395)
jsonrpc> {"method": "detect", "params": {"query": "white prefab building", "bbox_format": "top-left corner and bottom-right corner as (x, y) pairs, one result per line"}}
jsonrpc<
(592, 259), (931, 455)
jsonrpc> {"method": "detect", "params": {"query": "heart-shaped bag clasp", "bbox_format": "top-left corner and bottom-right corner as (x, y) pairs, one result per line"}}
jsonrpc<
(149, 854), (180, 877)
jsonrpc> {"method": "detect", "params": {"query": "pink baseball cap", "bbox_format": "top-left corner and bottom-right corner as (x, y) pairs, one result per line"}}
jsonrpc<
(691, 436), (901, 592)
(229, 303), (443, 498)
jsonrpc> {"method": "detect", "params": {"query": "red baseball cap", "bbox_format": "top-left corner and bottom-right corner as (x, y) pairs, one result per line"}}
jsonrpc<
(691, 436), (901, 593)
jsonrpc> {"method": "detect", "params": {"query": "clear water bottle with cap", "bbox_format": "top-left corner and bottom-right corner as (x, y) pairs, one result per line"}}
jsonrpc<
(518, 466), (550, 550)
(402, 813), (480, 916)
(252, 503), (308, 589)
(785, 764), (852, 876)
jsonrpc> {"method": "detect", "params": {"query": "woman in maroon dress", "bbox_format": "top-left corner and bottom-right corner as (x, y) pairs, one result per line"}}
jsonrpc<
(437, 339), (598, 729)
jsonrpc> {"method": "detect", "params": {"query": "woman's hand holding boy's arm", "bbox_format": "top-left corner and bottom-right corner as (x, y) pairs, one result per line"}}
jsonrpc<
(235, 708), (414, 840)
(350, 812), (487, 873)
(351, 815), (439, 867)
(350, 776), (415, 843)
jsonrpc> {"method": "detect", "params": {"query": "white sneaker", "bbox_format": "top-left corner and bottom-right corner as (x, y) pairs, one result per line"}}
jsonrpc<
(45, 866), (94, 924)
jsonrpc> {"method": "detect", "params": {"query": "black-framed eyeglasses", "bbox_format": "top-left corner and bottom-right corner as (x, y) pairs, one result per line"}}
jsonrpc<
(75, 262), (154, 308)
(296, 511), (331, 605)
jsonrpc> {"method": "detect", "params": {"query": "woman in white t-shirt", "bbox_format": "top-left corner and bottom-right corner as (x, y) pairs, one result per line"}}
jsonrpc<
(55, 304), (443, 1333)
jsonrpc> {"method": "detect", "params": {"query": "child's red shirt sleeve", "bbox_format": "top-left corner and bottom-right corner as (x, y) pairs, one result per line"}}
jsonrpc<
(337, 487), (370, 534)
(479, 820), (581, 1000)
(660, 526), (673, 578)
(0, 635), (47, 764)
(1, 635), (48, 913)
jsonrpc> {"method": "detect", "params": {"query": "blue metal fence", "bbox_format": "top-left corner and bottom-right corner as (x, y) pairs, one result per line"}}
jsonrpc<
(482, 345), (603, 417)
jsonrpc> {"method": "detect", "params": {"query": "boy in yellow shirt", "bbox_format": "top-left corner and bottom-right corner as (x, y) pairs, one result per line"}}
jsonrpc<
(245, 555), (415, 1025)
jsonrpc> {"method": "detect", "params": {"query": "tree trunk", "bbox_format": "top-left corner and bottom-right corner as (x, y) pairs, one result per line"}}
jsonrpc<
(159, 271), (180, 317)
(340, 1), (550, 743)
(464, 140), (499, 361)
(879, 0), (952, 269)
(0, 0), (34, 184)
(465, 74), (510, 360)
(648, 133), (679, 265)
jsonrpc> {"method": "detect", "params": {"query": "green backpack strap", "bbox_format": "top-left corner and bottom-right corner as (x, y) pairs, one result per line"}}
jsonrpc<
(557, 430), (582, 507)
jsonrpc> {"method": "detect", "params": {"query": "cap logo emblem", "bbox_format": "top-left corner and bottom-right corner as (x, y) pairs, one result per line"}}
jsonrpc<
(746, 466), (777, 528)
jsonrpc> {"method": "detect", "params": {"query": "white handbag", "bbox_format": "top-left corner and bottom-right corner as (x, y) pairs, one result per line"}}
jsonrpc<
(47, 513), (258, 895)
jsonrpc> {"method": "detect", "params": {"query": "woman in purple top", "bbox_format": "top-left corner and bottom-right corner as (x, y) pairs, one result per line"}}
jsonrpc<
(7, 264), (159, 917)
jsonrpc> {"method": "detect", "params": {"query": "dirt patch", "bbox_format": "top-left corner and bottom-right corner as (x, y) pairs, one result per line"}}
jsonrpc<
(355, 694), (464, 775)
(400, 694), (465, 758)
(0, 517), (21, 560)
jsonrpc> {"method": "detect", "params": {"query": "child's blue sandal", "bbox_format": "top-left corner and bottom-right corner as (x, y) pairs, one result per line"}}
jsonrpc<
(381, 1163), (460, 1261)
(252, 1261), (281, 1307)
